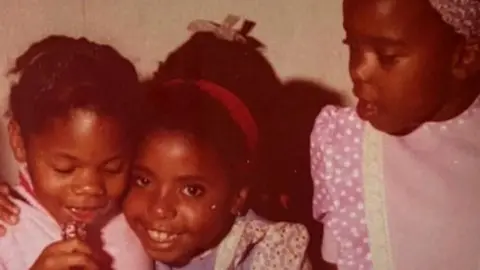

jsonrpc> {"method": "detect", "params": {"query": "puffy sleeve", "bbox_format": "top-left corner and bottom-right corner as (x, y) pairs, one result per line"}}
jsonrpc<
(251, 222), (311, 270)
(310, 105), (338, 221)
(311, 105), (351, 264)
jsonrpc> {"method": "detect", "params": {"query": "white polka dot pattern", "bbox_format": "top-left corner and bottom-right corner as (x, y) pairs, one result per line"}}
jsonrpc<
(310, 105), (372, 269)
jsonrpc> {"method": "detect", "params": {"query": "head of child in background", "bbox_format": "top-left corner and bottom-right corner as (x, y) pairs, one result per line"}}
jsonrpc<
(123, 31), (279, 266)
(152, 31), (286, 220)
(343, 0), (480, 135)
(6, 35), (143, 226)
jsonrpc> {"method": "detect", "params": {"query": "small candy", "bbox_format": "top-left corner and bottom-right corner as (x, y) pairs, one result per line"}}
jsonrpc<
(61, 221), (87, 241)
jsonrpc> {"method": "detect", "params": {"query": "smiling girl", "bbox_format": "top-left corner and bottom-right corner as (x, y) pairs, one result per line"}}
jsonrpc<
(0, 35), (150, 270)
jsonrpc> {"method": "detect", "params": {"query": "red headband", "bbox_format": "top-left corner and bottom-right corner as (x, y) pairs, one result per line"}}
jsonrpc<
(163, 79), (259, 155)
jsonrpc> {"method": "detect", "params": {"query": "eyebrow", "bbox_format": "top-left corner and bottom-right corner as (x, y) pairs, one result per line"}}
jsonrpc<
(344, 34), (406, 48)
(366, 36), (406, 46)
(52, 152), (123, 164)
(343, 25), (406, 46)
(51, 152), (79, 162)
(131, 164), (155, 176)
(130, 166), (208, 183)
(176, 175), (207, 183)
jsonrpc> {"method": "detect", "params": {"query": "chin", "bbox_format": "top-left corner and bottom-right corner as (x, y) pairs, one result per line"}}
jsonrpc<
(148, 250), (190, 267)
(365, 116), (403, 135)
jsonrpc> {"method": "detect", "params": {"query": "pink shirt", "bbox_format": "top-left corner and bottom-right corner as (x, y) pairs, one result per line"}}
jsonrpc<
(311, 96), (480, 269)
(0, 182), (152, 269)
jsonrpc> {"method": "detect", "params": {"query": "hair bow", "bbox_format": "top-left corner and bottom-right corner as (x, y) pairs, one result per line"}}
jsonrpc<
(187, 14), (256, 44)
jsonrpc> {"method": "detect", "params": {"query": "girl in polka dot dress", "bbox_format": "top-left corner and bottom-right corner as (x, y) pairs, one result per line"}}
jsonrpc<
(312, 0), (480, 269)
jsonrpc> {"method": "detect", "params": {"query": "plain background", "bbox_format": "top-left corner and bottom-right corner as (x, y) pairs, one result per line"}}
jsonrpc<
(0, 0), (352, 182)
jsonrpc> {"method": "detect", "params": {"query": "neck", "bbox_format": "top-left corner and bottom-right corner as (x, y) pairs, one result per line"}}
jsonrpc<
(432, 78), (480, 122)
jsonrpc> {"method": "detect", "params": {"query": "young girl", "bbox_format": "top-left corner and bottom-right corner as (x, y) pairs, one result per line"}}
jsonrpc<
(124, 79), (309, 270)
(312, 0), (480, 269)
(152, 24), (290, 222)
(128, 30), (310, 269)
(0, 35), (151, 269)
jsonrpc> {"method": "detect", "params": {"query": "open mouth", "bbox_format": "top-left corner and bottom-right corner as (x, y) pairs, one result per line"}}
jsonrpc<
(147, 229), (179, 242)
(65, 205), (109, 223)
(356, 99), (378, 120)
(143, 227), (181, 250)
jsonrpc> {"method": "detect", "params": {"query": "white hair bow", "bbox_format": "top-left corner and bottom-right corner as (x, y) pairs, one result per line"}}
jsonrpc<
(187, 15), (250, 43)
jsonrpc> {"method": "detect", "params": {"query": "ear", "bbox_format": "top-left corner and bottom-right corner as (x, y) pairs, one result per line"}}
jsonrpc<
(452, 39), (480, 79)
(7, 120), (27, 163)
(230, 186), (249, 216)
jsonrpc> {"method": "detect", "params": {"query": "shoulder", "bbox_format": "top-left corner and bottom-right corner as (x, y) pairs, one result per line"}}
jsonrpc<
(0, 200), (30, 269)
(244, 211), (309, 242)
(310, 106), (365, 219)
(0, 197), (55, 242)
(311, 105), (364, 150)
(102, 213), (152, 270)
(247, 221), (310, 269)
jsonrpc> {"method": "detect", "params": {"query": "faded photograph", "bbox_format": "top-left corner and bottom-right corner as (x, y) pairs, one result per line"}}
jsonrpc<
(0, 1), (478, 270)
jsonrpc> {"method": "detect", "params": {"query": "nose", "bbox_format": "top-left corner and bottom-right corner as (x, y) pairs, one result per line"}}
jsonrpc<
(349, 51), (378, 100)
(71, 171), (106, 196)
(349, 50), (376, 84)
(147, 192), (177, 220)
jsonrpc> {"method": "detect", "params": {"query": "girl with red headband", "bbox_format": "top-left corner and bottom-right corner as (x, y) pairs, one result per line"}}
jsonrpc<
(123, 78), (310, 269)
(124, 29), (310, 269)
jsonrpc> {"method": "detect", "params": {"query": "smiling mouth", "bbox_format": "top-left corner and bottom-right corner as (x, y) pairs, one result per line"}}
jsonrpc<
(148, 229), (179, 241)
(65, 205), (109, 223)
(144, 228), (181, 250)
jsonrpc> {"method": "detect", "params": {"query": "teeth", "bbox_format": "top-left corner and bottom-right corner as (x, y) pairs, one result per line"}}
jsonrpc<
(71, 207), (92, 212)
(147, 230), (178, 242)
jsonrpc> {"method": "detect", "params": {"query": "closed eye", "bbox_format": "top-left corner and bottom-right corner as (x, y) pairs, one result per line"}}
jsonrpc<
(376, 51), (401, 68)
(103, 161), (124, 174)
(53, 167), (76, 174)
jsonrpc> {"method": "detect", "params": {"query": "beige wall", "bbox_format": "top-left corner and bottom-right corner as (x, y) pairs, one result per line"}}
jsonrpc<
(0, 0), (352, 182)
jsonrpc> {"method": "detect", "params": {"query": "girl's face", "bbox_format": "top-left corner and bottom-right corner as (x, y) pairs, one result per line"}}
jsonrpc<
(8, 109), (131, 225)
(123, 131), (247, 266)
(343, 0), (464, 135)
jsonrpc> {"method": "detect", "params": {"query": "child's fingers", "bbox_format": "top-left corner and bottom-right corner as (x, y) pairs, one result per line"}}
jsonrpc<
(0, 184), (10, 195)
(0, 205), (18, 225)
(45, 238), (93, 256)
(0, 225), (6, 236)
(0, 194), (20, 215)
(0, 182), (11, 195)
(41, 253), (99, 270)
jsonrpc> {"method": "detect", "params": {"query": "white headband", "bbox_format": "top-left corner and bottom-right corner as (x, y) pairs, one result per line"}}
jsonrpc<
(429, 0), (480, 38)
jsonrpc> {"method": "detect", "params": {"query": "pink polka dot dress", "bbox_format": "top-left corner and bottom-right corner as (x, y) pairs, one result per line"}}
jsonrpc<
(311, 96), (480, 270)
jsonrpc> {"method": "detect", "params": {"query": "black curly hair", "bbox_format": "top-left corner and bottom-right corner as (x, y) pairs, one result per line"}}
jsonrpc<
(152, 32), (282, 159)
(8, 35), (143, 142)
(143, 31), (285, 212)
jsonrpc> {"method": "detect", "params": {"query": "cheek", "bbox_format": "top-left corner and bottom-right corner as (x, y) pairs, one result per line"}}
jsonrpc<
(179, 199), (232, 233)
(123, 189), (149, 218)
(104, 174), (128, 198)
(28, 161), (68, 198)
(376, 62), (430, 107)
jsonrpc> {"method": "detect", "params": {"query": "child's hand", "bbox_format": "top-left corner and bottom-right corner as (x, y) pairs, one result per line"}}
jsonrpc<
(0, 183), (20, 236)
(30, 238), (99, 270)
